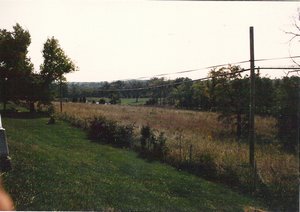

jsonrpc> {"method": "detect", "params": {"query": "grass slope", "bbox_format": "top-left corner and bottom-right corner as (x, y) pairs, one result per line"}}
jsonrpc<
(2, 114), (264, 211)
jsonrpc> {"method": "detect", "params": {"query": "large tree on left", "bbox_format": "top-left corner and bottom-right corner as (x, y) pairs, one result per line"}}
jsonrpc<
(0, 24), (33, 111)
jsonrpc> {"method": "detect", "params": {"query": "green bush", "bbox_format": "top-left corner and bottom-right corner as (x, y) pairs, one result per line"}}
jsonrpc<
(194, 152), (218, 179)
(140, 125), (168, 160)
(114, 124), (134, 148)
(88, 116), (133, 148)
(140, 125), (151, 150)
(144, 98), (158, 105)
(98, 98), (106, 104)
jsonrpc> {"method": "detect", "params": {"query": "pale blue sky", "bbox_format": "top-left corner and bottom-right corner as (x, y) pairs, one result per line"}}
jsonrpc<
(0, 0), (299, 81)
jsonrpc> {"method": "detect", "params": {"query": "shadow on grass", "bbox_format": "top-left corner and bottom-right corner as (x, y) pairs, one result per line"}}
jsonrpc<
(0, 111), (49, 119)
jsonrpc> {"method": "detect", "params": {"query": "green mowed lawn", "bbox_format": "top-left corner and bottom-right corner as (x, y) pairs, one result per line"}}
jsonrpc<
(1, 114), (265, 211)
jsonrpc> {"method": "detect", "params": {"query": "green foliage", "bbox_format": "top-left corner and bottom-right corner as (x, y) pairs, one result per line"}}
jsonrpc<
(109, 93), (121, 104)
(194, 152), (218, 179)
(140, 125), (168, 160)
(0, 23), (32, 77)
(145, 98), (158, 105)
(40, 37), (77, 83)
(276, 76), (299, 152)
(140, 125), (151, 150)
(255, 77), (275, 115)
(208, 66), (249, 140)
(0, 24), (35, 109)
(88, 116), (133, 148)
(98, 98), (106, 104)
(172, 80), (194, 108)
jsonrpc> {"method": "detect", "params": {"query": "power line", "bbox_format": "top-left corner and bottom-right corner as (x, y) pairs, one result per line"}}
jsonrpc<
(132, 60), (250, 80)
(96, 65), (299, 93)
(94, 55), (300, 93)
(257, 67), (300, 70)
(121, 55), (300, 81)
(97, 68), (251, 92)
(254, 55), (300, 63)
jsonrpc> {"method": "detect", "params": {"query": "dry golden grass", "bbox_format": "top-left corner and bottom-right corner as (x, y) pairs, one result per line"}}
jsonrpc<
(54, 102), (298, 206)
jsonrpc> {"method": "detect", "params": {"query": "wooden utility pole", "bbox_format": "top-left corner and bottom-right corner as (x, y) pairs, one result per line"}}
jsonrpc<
(249, 26), (255, 168)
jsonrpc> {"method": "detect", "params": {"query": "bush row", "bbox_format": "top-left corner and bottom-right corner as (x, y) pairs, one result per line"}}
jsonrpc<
(88, 116), (133, 148)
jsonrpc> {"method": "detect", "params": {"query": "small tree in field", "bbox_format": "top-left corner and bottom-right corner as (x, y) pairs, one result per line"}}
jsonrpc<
(209, 66), (249, 140)
(40, 37), (77, 112)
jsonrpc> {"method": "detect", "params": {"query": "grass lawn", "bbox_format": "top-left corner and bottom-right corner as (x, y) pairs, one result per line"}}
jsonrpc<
(120, 98), (149, 106)
(1, 113), (265, 211)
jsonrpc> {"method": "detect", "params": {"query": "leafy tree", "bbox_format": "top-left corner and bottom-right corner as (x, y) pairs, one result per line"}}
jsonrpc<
(148, 78), (166, 105)
(255, 76), (275, 116)
(0, 24), (33, 110)
(276, 76), (299, 152)
(171, 79), (194, 109)
(99, 98), (106, 104)
(40, 37), (77, 111)
(209, 66), (249, 140)
(128, 80), (143, 102)
(192, 81), (210, 110)
(109, 92), (121, 104)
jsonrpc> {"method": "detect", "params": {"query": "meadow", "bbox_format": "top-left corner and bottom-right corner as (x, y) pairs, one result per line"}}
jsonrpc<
(86, 97), (149, 106)
(1, 113), (265, 211)
(53, 102), (298, 210)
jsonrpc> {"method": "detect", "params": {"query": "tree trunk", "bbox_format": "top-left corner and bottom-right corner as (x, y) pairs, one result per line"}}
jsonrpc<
(135, 92), (139, 103)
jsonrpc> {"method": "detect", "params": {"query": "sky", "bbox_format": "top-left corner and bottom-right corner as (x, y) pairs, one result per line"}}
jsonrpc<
(0, 0), (299, 82)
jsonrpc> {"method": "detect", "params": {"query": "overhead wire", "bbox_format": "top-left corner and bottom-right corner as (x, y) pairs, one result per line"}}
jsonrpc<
(133, 59), (250, 80)
(95, 55), (300, 93)
(122, 55), (300, 81)
(254, 55), (300, 62)
(97, 68), (251, 92)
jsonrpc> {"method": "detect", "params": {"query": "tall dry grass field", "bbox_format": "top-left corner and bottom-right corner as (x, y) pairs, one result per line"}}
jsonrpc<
(54, 102), (298, 209)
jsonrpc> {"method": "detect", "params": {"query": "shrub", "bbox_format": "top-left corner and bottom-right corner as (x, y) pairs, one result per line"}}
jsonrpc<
(99, 98), (106, 104)
(140, 125), (151, 150)
(47, 104), (55, 115)
(140, 125), (168, 160)
(114, 124), (134, 148)
(145, 98), (158, 105)
(88, 116), (133, 148)
(109, 93), (121, 104)
(154, 132), (168, 160)
(194, 152), (218, 179)
(89, 116), (116, 141)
